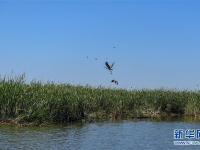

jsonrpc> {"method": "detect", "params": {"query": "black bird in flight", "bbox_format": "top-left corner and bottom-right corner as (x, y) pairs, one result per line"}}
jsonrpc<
(111, 80), (119, 85)
(105, 61), (115, 74)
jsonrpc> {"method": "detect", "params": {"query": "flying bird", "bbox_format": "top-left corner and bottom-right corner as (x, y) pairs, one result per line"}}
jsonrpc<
(111, 80), (119, 85)
(105, 61), (115, 74)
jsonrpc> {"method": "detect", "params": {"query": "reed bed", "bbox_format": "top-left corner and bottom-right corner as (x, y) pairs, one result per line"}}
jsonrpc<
(0, 75), (200, 124)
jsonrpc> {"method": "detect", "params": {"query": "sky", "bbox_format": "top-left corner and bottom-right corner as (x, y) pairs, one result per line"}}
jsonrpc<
(0, 0), (200, 90)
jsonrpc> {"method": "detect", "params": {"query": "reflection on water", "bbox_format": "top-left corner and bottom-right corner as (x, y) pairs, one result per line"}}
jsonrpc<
(0, 120), (200, 150)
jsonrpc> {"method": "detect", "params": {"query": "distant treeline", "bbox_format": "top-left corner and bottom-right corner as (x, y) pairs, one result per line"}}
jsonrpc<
(0, 75), (200, 125)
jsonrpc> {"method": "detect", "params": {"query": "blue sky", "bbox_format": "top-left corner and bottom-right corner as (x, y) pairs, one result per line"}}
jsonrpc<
(0, 0), (200, 89)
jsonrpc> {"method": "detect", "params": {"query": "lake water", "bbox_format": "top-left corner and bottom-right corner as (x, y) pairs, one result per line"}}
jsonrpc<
(0, 120), (200, 150)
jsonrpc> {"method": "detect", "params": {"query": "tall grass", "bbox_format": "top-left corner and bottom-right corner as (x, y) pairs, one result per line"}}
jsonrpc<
(0, 75), (200, 124)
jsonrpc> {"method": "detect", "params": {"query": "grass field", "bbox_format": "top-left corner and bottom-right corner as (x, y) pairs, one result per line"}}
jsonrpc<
(0, 75), (200, 125)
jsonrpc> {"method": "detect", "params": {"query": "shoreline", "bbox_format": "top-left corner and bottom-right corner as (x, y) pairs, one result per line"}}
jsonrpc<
(1, 115), (200, 127)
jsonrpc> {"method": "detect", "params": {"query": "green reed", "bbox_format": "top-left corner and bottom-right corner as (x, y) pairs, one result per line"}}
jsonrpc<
(0, 75), (200, 124)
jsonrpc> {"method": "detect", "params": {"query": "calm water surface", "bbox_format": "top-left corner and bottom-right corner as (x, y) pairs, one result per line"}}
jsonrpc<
(0, 120), (200, 150)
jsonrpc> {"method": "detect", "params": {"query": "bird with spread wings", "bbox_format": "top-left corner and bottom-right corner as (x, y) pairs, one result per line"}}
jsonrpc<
(105, 61), (115, 74)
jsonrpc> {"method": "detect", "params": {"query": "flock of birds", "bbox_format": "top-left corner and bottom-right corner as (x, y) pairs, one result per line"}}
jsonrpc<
(86, 46), (119, 86)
